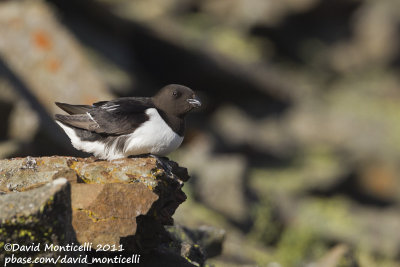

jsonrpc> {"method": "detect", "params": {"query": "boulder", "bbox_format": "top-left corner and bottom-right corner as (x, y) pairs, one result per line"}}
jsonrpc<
(163, 224), (226, 264)
(0, 0), (115, 155)
(0, 0), (113, 114)
(177, 135), (250, 225)
(0, 177), (79, 264)
(0, 156), (216, 266)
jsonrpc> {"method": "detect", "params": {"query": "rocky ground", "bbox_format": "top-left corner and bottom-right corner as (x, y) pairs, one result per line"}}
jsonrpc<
(0, 156), (223, 266)
(1, 0), (400, 266)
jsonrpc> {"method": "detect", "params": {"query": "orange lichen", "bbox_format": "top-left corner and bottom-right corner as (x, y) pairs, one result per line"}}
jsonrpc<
(32, 30), (52, 51)
(46, 58), (61, 73)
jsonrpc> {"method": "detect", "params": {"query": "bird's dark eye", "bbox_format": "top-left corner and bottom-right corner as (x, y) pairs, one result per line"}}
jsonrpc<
(172, 91), (179, 97)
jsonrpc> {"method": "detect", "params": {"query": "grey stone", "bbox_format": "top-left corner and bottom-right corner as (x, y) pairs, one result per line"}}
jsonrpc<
(0, 178), (82, 264)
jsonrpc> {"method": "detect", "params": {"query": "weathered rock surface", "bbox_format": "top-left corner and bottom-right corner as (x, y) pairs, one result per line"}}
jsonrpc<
(0, 0), (115, 157)
(177, 135), (250, 225)
(164, 224), (225, 259)
(0, 177), (79, 264)
(0, 156), (217, 266)
(0, 0), (113, 113)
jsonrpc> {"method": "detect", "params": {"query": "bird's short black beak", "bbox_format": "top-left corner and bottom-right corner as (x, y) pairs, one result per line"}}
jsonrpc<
(187, 95), (202, 108)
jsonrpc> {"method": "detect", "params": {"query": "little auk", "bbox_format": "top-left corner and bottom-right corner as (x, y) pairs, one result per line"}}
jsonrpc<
(55, 84), (201, 161)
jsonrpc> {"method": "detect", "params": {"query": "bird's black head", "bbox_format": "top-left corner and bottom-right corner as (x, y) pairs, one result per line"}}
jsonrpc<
(153, 84), (201, 117)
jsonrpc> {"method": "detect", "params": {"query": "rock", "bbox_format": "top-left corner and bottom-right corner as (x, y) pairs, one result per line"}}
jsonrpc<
(211, 104), (295, 158)
(194, 225), (226, 258)
(285, 196), (400, 259)
(71, 182), (158, 249)
(173, 186), (271, 266)
(314, 244), (358, 267)
(0, 0), (114, 155)
(201, 0), (319, 28)
(0, 156), (77, 192)
(0, 156), (188, 248)
(0, 178), (81, 263)
(176, 135), (249, 224)
(249, 146), (349, 197)
(193, 154), (248, 224)
(163, 224), (225, 262)
(162, 225), (206, 267)
(0, 156), (217, 266)
(329, 1), (400, 72)
(0, 0), (113, 113)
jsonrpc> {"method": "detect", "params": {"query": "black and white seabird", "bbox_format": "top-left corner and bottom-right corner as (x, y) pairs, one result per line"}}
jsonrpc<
(55, 84), (201, 160)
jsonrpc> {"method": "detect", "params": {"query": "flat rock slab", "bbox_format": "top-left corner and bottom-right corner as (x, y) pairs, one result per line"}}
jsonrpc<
(0, 156), (169, 192)
(0, 0), (113, 113)
(72, 183), (158, 246)
(0, 156), (189, 251)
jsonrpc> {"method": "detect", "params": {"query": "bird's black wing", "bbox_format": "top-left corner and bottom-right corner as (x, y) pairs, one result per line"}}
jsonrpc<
(55, 97), (154, 135)
(55, 102), (92, 114)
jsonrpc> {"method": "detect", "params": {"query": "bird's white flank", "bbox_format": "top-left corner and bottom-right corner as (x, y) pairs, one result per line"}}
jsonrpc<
(56, 108), (183, 160)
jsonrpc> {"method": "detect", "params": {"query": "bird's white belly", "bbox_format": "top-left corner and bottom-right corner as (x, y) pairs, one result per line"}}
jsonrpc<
(56, 108), (183, 160)
(123, 108), (184, 157)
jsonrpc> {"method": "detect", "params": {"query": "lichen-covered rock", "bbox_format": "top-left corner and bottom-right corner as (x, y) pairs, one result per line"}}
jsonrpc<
(0, 156), (201, 265)
(0, 177), (80, 263)
(0, 156), (77, 193)
(0, 0), (113, 115)
(71, 182), (158, 248)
